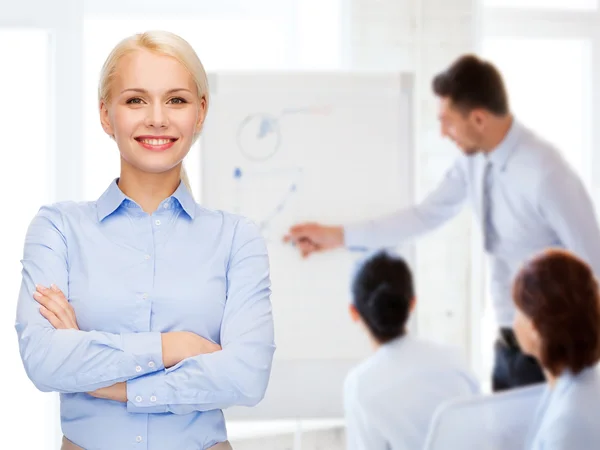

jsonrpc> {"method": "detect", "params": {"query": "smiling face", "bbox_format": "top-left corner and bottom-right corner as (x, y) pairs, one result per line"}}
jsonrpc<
(437, 97), (485, 156)
(100, 48), (206, 177)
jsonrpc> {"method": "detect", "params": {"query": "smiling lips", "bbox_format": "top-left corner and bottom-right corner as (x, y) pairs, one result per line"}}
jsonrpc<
(135, 136), (178, 152)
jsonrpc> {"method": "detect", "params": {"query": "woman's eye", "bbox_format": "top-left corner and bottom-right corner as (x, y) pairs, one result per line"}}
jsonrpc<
(126, 97), (143, 104)
(169, 97), (187, 104)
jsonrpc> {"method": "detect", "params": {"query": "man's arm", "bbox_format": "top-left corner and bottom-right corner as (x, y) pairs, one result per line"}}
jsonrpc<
(538, 168), (600, 276)
(284, 158), (468, 257)
(344, 158), (469, 249)
(124, 218), (276, 414)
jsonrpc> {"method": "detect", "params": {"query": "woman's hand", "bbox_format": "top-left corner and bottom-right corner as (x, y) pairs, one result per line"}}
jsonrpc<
(88, 382), (127, 403)
(33, 284), (79, 330)
(161, 332), (222, 368)
(33, 284), (122, 400)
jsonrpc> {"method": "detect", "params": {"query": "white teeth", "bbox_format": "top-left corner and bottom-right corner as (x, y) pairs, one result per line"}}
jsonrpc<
(140, 138), (172, 145)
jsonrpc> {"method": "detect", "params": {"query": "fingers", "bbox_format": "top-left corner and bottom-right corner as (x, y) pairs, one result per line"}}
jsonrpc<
(282, 222), (323, 258)
(33, 284), (79, 330)
(286, 223), (314, 239)
(284, 223), (317, 244)
(39, 305), (67, 329)
(297, 239), (320, 258)
(50, 284), (78, 326)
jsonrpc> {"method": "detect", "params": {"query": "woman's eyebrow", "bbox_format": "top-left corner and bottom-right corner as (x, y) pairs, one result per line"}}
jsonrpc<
(120, 88), (193, 95)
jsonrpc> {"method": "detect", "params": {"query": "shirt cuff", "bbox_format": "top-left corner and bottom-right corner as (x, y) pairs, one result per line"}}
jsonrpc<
(343, 222), (372, 251)
(126, 400), (169, 414)
(126, 371), (169, 413)
(121, 332), (164, 376)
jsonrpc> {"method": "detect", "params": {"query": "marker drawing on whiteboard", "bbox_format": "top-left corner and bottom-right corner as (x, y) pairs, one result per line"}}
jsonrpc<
(236, 105), (332, 162)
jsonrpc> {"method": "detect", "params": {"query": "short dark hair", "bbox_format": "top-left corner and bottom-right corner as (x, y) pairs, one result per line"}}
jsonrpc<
(513, 249), (600, 376)
(432, 54), (509, 116)
(351, 251), (414, 344)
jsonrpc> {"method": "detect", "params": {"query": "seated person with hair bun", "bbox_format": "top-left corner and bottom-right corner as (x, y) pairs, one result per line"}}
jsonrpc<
(513, 249), (600, 450)
(343, 251), (479, 450)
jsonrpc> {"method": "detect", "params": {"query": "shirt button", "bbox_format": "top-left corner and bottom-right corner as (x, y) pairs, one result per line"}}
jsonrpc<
(155, 219), (161, 226)
(163, 202), (169, 209)
(144, 254), (151, 260)
(142, 293), (148, 300)
(135, 396), (142, 402)
(150, 395), (157, 402)
(136, 436), (143, 443)
(148, 361), (155, 368)
(135, 366), (142, 373)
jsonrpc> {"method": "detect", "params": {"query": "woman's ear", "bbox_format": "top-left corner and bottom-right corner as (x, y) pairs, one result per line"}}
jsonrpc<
(348, 304), (361, 323)
(529, 321), (542, 352)
(195, 96), (207, 133)
(409, 297), (417, 312)
(100, 100), (114, 138)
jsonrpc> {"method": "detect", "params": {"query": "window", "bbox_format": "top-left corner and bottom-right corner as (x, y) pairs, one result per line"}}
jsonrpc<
(295, 0), (343, 69)
(484, 0), (597, 10)
(482, 37), (592, 187)
(0, 29), (56, 450)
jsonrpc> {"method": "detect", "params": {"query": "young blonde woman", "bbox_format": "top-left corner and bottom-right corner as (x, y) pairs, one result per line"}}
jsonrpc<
(15, 31), (275, 450)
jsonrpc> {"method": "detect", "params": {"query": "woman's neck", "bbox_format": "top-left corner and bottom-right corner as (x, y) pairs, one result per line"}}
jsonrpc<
(545, 367), (564, 389)
(370, 332), (405, 351)
(118, 164), (182, 214)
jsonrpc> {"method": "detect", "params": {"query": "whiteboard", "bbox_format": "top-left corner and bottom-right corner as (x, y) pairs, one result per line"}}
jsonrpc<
(200, 72), (415, 419)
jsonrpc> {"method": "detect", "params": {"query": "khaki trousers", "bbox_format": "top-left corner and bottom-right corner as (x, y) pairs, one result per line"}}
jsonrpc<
(62, 436), (233, 450)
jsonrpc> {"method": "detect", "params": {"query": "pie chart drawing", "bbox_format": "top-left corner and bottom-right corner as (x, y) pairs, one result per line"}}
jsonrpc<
(236, 113), (281, 162)
(235, 106), (332, 162)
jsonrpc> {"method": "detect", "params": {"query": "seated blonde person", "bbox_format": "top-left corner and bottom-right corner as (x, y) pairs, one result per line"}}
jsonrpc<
(513, 249), (600, 450)
(343, 252), (479, 450)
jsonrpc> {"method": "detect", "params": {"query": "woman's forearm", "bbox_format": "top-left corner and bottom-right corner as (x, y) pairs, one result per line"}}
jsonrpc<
(161, 331), (222, 368)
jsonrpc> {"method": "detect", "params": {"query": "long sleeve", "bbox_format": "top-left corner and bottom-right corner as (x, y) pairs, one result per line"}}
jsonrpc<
(126, 217), (275, 413)
(15, 205), (164, 393)
(343, 158), (468, 249)
(538, 168), (600, 277)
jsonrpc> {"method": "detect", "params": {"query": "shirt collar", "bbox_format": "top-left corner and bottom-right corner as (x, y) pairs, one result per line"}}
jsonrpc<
(170, 180), (196, 219)
(96, 179), (128, 221)
(552, 366), (597, 397)
(487, 117), (522, 171)
(96, 178), (196, 222)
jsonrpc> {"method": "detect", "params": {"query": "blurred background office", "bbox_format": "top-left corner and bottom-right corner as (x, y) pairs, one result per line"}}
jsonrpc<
(1, 0), (598, 448)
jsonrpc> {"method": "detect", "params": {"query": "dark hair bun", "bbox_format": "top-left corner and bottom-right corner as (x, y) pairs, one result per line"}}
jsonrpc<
(365, 283), (408, 339)
(352, 251), (414, 343)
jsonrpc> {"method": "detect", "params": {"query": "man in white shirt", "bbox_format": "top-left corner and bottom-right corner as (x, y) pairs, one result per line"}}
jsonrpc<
(284, 54), (600, 391)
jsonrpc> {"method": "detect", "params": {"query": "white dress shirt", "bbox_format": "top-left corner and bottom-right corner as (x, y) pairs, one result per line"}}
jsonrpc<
(344, 119), (600, 326)
(526, 365), (600, 450)
(343, 336), (479, 450)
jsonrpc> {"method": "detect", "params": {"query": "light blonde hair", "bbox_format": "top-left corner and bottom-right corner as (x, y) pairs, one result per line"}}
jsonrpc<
(98, 30), (209, 193)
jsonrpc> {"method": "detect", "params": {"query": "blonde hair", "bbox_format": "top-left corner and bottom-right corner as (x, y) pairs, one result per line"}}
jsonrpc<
(98, 30), (209, 193)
